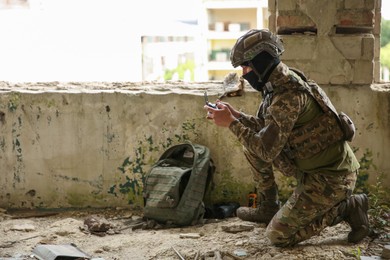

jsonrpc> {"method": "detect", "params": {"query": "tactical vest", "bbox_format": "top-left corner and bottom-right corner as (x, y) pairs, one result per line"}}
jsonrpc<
(264, 68), (352, 160)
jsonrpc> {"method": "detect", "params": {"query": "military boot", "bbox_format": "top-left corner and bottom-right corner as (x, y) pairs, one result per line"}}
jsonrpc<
(335, 194), (370, 243)
(236, 184), (280, 224)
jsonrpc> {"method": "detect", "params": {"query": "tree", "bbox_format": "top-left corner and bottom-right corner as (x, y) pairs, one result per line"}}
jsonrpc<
(381, 19), (390, 47)
(380, 43), (390, 68)
(380, 19), (390, 70)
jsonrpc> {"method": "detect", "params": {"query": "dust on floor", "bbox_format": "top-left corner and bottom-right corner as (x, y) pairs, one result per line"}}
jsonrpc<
(0, 208), (387, 260)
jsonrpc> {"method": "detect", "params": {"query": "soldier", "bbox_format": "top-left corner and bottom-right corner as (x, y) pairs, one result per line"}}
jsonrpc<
(204, 29), (370, 247)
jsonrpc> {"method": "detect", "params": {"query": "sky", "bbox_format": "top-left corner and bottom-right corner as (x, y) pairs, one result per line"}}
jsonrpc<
(0, 0), (201, 82)
(0, 0), (389, 82)
(383, 0), (390, 20)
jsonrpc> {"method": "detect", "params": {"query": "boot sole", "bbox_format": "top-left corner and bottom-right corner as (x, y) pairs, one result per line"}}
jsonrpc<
(348, 225), (369, 243)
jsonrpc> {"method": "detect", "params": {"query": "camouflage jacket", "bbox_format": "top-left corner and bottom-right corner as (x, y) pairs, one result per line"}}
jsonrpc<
(229, 62), (356, 177)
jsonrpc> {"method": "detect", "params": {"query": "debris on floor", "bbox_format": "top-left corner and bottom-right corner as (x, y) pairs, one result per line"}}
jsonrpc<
(0, 208), (389, 259)
(32, 244), (91, 260)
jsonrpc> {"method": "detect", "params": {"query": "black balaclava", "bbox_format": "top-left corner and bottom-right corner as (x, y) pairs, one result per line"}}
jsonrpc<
(242, 51), (280, 92)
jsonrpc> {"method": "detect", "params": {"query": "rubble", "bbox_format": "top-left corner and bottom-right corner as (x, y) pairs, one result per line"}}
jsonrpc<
(0, 208), (387, 259)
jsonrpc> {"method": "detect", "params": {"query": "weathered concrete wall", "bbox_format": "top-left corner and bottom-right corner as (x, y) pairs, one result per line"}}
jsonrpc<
(0, 82), (258, 209)
(0, 82), (389, 209)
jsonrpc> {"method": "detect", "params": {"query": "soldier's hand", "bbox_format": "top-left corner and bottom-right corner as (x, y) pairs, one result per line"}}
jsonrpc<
(204, 102), (236, 127)
(216, 100), (241, 119)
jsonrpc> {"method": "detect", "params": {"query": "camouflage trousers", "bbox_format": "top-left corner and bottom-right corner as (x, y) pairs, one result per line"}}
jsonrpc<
(243, 148), (357, 247)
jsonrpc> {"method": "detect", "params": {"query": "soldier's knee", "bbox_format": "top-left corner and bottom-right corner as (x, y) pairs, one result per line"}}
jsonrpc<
(266, 225), (284, 246)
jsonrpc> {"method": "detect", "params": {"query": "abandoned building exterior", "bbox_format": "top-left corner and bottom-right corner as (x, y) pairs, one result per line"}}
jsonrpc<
(0, 0), (389, 210)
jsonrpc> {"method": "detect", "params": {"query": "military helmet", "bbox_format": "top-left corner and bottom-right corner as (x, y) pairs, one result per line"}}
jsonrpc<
(230, 29), (284, 68)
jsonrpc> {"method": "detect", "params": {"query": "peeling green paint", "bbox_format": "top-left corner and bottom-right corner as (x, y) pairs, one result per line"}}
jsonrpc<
(108, 185), (117, 197)
(162, 137), (173, 149)
(8, 93), (21, 112)
(117, 157), (132, 174)
(108, 146), (146, 206)
(182, 121), (195, 131)
(46, 99), (56, 108)
(0, 137), (5, 152)
(107, 117), (208, 207)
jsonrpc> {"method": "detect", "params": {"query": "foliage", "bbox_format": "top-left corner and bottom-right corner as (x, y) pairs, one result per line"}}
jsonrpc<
(380, 43), (390, 68)
(381, 19), (390, 48)
(380, 19), (390, 69)
(164, 60), (195, 81)
(351, 246), (361, 259)
(354, 148), (390, 231)
(367, 172), (390, 230)
(354, 148), (373, 194)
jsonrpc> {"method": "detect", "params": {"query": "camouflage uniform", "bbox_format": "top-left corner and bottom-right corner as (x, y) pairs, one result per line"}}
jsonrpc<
(229, 62), (360, 247)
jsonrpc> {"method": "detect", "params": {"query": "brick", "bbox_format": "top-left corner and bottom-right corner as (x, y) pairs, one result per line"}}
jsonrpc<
(278, 0), (297, 11)
(331, 35), (374, 61)
(376, 0), (382, 10)
(374, 37), (381, 59)
(283, 61), (331, 84)
(331, 36), (363, 60)
(373, 8), (381, 35)
(353, 60), (374, 84)
(335, 0), (344, 10)
(310, 71), (336, 85)
(294, 63), (347, 85)
(362, 35), (375, 60)
(269, 14), (277, 32)
(268, 0), (276, 12)
(330, 74), (350, 85)
(374, 60), (381, 82)
(277, 11), (316, 29)
(279, 35), (317, 60)
(336, 10), (374, 27)
(345, 0), (365, 9)
(329, 59), (353, 85)
(365, 0), (376, 9)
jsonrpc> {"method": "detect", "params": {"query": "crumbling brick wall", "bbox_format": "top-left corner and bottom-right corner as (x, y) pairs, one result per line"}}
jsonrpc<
(268, 0), (380, 84)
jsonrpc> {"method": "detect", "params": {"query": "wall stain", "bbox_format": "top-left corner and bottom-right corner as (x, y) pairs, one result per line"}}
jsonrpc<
(0, 111), (5, 125)
(8, 95), (26, 190)
(108, 119), (203, 207)
(36, 106), (41, 120)
(25, 189), (36, 197)
(62, 95), (69, 105)
(0, 137), (5, 152)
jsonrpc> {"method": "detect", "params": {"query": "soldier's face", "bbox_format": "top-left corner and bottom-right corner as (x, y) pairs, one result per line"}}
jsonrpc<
(241, 65), (252, 75)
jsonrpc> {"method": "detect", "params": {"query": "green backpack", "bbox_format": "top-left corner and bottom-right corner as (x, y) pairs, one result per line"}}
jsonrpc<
(143, 142), (215, 226)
